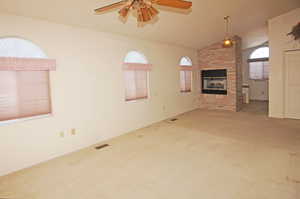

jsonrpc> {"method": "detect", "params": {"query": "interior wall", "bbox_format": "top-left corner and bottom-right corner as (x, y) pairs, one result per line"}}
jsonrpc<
(240, 25), (268, 49)
(242, 46), (269, 101)
(269, 8), (300, 118)
(0, 13), (199, 176)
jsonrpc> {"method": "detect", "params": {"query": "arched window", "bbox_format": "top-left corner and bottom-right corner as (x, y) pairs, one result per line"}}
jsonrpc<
(179, 56), (193, 93)
(124, 51), (148, 64)
(0, 37), (56, 124)
(123, 51), (151, 101)
(248, 47), (269, 80)
(0, 37), (47, 58)
(179, 56), (193, 66)
(250, 47), (269, 59)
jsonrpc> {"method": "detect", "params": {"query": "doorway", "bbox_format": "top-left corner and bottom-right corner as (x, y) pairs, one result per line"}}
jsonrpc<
(242, 46), (269, 115)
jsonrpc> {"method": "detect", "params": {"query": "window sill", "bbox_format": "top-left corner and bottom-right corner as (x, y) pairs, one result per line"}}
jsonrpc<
(0, 114), (52, 127)
(249, 79), (269, 81)
(125, 97), (149, 103)
(180, 91), (192, 94)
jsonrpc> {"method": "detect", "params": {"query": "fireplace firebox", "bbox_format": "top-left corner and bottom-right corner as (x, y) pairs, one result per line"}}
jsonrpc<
(201, 69), (227, 95)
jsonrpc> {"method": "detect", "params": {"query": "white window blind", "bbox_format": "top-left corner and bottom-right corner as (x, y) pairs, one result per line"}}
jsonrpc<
(0, 38), (55, 122)
(0, 71), (51, 121)
(180, 70), (192, 92)
(179, 56), (193, 92)
(249, 61), (269, 80)
(124, 70), (148, 101)
(123, 51), (150, 101)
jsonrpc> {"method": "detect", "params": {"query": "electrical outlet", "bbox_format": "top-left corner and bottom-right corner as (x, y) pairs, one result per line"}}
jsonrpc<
(60, 131), (64, 138)
(71, 128), (76, 135)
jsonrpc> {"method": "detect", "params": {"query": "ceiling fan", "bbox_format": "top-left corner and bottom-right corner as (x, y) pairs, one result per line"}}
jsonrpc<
(94, 0), (192, 23)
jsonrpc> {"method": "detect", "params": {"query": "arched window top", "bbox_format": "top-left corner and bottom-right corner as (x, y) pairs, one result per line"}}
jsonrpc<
(179, 56), (193, 66)
(124, 51), (148, 64)
(250, 47), (269, 59)
(0, 37), (47, 58)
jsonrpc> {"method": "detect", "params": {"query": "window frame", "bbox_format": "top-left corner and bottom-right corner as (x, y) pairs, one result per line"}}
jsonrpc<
(0, 37), (53, 126)
(249, 46), (269, 60)
(248, 61), (269, 81)
(124, 72), (150, 103)
(123, 51), (151, 102)
(0, 113), (52, 127)
(179, 56), (193, 66)
(179, 56), (193, 93)
(248, 47), (269, 81)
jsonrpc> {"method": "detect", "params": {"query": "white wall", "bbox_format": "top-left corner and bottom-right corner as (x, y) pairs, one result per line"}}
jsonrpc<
(242, 46), (269, 101)
(0, 13), (199, 176)
(240, 25), (268, 49)
(269, 8), (300, 118)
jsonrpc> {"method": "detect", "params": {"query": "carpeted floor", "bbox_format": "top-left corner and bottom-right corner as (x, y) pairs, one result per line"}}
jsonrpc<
(0, 108), (299, 199)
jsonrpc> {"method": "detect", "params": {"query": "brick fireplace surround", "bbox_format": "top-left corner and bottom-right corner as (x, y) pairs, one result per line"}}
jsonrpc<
(197, 36), (243, 112)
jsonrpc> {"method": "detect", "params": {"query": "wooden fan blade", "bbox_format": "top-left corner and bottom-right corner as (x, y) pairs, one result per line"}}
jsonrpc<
(152, 0), (192, 9)
(141, 7), (152, 22)
(148, 6), (159, 17)
(95, 1), (126, 13)
(137, 11), (144, 22)
(119, 6), (130, 18)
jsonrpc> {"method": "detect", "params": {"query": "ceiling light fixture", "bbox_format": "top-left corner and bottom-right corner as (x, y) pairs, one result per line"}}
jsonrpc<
(223, 16), (234, 48)
(94, 0), (192, 25)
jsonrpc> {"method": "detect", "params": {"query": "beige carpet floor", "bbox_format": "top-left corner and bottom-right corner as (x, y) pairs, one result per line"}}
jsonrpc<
(0, 107), (300, 199)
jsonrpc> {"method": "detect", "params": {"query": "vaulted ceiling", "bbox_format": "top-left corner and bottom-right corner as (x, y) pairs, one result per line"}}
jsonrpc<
(0, 0), (299, 49)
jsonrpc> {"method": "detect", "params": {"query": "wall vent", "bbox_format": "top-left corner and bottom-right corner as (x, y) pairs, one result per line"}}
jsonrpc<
(95, 144), (109, 150)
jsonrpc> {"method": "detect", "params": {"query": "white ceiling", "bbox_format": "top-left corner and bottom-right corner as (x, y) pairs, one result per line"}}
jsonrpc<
(0, 0), (299, 49)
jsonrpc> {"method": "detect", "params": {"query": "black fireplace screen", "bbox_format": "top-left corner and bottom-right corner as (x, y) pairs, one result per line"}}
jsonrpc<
(201, 69), (227, 95)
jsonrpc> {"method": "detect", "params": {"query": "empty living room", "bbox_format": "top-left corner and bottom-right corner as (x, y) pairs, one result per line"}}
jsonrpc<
(0, 0), (300, 198)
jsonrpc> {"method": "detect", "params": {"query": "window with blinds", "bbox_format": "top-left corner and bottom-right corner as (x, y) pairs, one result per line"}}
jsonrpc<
(248, 47), (269, 80)
(249, 61), (269, 80)
(123, 51), (151, 101)
(179, 56), (193, 92)
(0, 38), (56, 123)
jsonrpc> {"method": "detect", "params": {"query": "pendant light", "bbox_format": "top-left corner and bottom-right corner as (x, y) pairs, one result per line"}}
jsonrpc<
(223, 16), (234, 48)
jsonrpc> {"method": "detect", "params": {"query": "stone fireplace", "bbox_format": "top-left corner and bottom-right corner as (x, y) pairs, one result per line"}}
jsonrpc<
(198, 36), (243, 112)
